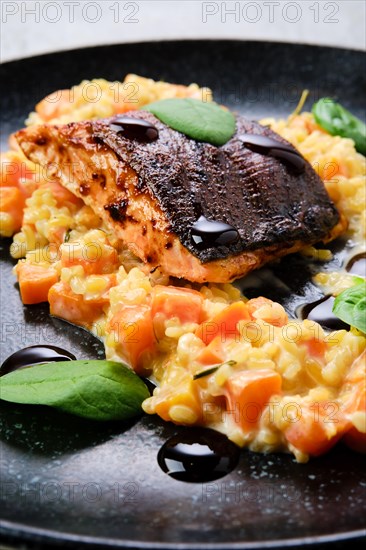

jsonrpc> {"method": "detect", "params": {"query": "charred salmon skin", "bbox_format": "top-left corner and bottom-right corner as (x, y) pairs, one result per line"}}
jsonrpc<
(15, 111), (340, 283)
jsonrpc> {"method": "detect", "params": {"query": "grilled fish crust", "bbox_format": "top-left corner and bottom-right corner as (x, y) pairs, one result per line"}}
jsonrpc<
(16, 112), (340, 283)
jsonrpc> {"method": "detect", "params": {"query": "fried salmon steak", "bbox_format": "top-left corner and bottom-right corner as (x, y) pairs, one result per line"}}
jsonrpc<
(16, 111), (340, 283)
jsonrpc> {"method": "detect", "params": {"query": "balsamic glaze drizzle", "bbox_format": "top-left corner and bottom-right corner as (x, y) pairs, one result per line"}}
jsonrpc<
(346, 253), (366, 277)
(300, 295), (349, 331)
(158, 428), (240, 482)
(0, 345), (76, 376)
(109, 116), (159, 142)
(239, 133), (306, 174)
(191, 215), (239, 249)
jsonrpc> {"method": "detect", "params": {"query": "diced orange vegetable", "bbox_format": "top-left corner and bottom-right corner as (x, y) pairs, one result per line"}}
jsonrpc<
(40, 181), (82, 208)
(0, 187), (26, 232)
(195, 301), (250, 345)
(107, 305), (156, 374)
(284, 401), (347, 457)
(225, 369), (282, 432)
(47, 226), (68, 248)
(114, 102), (139, 115)
(49, 282), (105, 327)
(0, 156), (35, 188)
(151, 285), (204, 324)
(340, 352), (365, 426)
(303, 117), (317, 134)
(196, 336), (225, 366)
(153, 380), (202, 424)
(343, 350), (365, 386)
(36, 90), (71, 121)
(341, 351), (366, 454)
(343, 428), (366, 454)
(17, 262), (59, 305)
(301, 337), (327, 360)
(60, 241), (118, 275)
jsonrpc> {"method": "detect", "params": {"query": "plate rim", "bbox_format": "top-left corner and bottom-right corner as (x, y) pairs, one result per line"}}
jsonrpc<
(1, 519), (365, 549)
(1, 38), (365, 68)
(1, 38), (365, 550)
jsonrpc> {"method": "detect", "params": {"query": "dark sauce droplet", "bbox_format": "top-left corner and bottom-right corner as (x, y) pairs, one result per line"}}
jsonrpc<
(300, 295), (349, 331)
(346, 253), (366, 277)
(0, 345), (76, 376)
(109, 116), (159, 142)
(191, 215), (239, 249)
(239, 133), (306, 174)
(158, 428), (240, 483)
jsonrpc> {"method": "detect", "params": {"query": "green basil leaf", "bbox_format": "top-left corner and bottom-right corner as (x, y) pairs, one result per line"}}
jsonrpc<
(312, 98), (366, 155)
(352, 276), (365, 285)
(0, 360), (149, 421)
(144, 98), (236, 146)
(332, 283), (366, 334)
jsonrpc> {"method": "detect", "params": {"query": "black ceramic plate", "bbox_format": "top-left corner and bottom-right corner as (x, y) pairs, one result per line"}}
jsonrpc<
(1, 41), (365, 550)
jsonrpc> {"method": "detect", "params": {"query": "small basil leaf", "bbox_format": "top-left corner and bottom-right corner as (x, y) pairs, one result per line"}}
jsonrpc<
(312, 98), (366, 155)
(352, 276), (365, 285)
(332, 283), (366, 334)
(144, 98), (236, 146)
(0, 360), (149, 421)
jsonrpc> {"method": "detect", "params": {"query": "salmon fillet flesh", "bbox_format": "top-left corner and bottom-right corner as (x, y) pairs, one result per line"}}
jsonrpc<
(15, 111), (340, 283)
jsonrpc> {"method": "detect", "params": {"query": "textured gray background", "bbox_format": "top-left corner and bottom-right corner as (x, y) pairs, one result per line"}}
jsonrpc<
(1, 0), (365, 62)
